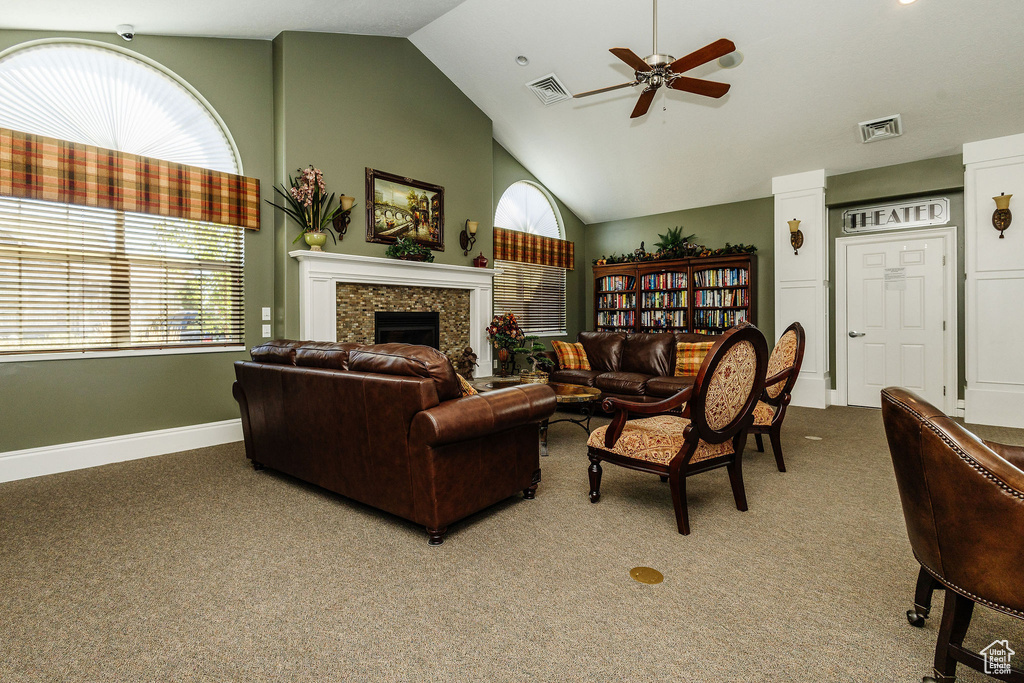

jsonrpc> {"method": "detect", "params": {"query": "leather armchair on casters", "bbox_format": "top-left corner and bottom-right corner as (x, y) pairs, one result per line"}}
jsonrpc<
(881, 387), (1024, 682)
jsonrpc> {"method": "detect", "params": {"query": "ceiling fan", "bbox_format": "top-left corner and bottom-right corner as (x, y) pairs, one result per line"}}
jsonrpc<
(573, 0), (737, 118)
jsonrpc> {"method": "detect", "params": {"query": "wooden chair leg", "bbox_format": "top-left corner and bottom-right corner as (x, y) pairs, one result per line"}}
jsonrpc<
(588, 455), (603, 503)
(908, 566), (942, 627)
(754, 433), (764, 452)
(726, 455), (749, 512)
(660, 475), (668, 482)
(668, 469), (690, 535)
(932, 592), (975, 681)
(769, 425), (786, 472)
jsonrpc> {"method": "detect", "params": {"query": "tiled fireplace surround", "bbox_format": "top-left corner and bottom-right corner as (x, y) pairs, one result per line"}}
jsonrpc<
(291, 251), (498, 369)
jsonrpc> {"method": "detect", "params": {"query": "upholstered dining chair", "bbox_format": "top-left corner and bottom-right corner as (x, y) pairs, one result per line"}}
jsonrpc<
(586, 324), (768, 535)
(881, 387), (1024, 682)
(750, 322), (805, 472)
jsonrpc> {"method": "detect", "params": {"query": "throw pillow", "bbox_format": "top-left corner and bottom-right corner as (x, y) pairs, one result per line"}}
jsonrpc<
(675, 341), (715, 377)
(457, 373), (478, 396)
(552, 340), (591, 371)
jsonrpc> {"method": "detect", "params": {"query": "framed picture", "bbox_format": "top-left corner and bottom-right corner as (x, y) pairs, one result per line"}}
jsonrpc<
(365, 168), (445, 251)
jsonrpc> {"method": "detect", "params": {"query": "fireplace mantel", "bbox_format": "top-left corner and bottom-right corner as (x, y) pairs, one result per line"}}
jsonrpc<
(290, 251), (500, 368)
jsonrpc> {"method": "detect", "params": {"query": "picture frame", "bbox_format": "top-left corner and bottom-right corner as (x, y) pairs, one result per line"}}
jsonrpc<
(365, 168), (445, 251)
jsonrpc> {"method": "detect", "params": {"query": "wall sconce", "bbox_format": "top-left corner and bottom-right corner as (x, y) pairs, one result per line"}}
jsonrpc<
(460, 219), (479, 255)
(788, 219), (804, 255)
(993, 193), (1013, 238)
(332, 195), (356, 239)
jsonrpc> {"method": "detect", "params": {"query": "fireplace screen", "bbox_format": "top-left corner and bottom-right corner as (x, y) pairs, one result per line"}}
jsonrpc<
(374, 311), (440, 349)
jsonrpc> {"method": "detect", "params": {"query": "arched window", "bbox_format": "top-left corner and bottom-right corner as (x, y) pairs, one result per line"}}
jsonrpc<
(0, 41), (246, 357)
(493, 181), (566, 336)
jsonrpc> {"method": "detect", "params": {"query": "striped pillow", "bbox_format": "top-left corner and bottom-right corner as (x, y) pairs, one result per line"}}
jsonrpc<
(456, 373), (478, 396)
(552, 340), (591, 371)
(675, 341), (715, 377)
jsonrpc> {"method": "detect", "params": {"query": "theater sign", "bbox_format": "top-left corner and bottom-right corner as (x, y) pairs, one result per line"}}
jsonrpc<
(842, 197), (949, 233)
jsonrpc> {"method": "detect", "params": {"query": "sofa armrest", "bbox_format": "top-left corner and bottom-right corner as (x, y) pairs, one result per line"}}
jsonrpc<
(411, 384), (557, 448)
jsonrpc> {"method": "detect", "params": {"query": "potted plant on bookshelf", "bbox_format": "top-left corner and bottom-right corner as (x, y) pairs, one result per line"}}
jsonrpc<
(267, 166), (343, 251)
(514, 336), (555, 383)
(384, 237), (435, 262)
(486, 312), (525, 377)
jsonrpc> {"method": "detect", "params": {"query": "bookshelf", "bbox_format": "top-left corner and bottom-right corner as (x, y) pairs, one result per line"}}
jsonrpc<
(592, 254), (756, 334)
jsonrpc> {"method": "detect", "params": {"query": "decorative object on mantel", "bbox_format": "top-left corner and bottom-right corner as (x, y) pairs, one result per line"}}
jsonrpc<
(486, 312), (526, 377)
(448, 347), (479, 380)
(460, 219), (479, 255)
(473, 252), (489, 268)
(788, 218), (804, 255)
(384, 237), (435, 263)
(593, 237), (756, 265)
(267, 166), (343, 251)
(331, 195), (357, 240)
(514, 336), (555, 384)
(366, 167), (444, 251)
(993, 193), (1012, 238)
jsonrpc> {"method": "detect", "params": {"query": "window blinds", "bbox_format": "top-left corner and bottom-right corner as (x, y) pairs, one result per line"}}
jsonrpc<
(0, 196), (244, 354)
(493, 259), (566, 336)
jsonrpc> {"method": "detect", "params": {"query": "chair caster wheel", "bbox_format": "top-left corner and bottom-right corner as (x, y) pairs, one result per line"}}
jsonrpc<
(589, 492), (600, 503)
(906, 610), (926, 627)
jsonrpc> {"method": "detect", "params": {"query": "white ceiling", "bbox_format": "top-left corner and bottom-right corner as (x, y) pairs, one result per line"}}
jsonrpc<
(411, 0), (1024, 223)
(5, 0), (1023, 225)
(0, 0), (469, 40)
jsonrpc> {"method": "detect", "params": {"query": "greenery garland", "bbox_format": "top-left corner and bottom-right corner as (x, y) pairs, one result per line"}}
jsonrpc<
(592, 226), (757, 265)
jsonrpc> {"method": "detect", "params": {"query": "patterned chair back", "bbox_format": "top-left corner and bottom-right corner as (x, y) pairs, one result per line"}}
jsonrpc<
(764, 322), (806, 403)
(688, 324), (768, 444)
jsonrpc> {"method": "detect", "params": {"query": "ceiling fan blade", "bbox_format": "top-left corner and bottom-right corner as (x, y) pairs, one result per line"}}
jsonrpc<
(630, 88), (657, 118)
(573, 81), (637, 99)
(610, 48), (653, 72)
(668, 76), (731, 98)
(668, 38), (736, 74)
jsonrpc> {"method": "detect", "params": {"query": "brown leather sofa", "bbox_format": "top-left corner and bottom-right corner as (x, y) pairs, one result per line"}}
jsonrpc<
(544, 331), (723, 402)
(233, 340), (556, 545)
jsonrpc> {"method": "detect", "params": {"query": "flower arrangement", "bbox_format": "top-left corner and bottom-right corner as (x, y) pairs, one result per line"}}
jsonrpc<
(384, 237), (435, 262)
(486, 312), (526, 376)
(267, 166), (343, 244)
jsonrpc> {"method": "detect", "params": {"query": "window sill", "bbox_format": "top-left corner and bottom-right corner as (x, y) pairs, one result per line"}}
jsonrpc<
(0, 345), (247, 364)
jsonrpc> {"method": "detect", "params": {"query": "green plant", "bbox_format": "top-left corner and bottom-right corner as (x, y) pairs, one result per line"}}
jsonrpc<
(384, 237), (435, 262)
(266, 166), (342, 244)
(513, 336), (555, 373)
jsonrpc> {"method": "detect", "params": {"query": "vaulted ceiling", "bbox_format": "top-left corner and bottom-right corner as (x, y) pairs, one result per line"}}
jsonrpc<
(6, 0), (1024, 224)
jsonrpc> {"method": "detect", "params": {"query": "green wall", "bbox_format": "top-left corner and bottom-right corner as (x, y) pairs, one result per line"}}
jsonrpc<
(585, 198), (776, 345)
(272, 32), (494, 339)
(0, 30), (276, 452)
(491, 141), (587, 344)
(826, 154), (965, 395)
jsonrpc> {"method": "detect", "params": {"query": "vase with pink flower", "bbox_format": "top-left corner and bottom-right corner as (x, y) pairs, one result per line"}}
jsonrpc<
(267, 166), (346, 251)
(486, 312), (526, 377)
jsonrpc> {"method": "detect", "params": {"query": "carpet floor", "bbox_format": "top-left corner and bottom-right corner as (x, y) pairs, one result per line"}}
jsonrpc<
(2, 405), (1023, 682)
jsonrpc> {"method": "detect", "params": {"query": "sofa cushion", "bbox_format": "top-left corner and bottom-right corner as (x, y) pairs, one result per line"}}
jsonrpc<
(622, 333), (675, 376)
(595, 371), (650, 396)
(294, 342), (364, 371)
(674, 332), (723, 345)
(348, 343), (462, 402)
(456, 373), (478, 396)
(646, 375), (696, 398)
(675, 341), (715, 377)
(550, 369), (603, 387)
(551, 340), (591, 370)
(578, 331), (625, 372)
(250, 339), (303, 365)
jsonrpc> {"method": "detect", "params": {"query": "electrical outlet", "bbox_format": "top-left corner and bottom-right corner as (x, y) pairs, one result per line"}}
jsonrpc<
(262, 324), (272, 338)
(262, 307), (271, 321)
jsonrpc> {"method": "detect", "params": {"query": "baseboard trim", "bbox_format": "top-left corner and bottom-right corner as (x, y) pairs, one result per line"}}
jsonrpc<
(0, 419), (243, 483)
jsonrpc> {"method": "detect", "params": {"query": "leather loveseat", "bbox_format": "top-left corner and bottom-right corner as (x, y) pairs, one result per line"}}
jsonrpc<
(545, 331), (722, 403)
(233, 340), (556, 545)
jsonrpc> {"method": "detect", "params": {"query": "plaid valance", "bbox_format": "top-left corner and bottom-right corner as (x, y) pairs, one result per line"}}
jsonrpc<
(0, 127), (260, 230)
(493, 227), (574, 270)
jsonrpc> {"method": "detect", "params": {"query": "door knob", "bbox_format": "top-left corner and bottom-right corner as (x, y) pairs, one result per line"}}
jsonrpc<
(848, 331), (866, 338)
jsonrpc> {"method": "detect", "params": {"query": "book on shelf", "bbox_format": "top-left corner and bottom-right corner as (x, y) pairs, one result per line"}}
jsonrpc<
(693, 267), (749, 288)
(640, 290), (688, 308)
(597, 275), (635, 292)
(640, 272), (687, 290)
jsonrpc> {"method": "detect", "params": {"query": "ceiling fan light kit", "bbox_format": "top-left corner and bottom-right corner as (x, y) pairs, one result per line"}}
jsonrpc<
(573, 0), (736, 118)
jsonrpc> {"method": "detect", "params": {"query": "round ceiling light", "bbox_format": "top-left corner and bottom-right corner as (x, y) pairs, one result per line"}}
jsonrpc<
(899, 0), (918, 4)
(516, 55), (529, 66)
(718, 51), (743, 69)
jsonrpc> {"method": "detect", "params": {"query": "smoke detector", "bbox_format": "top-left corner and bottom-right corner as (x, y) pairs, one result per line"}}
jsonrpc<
(525, 73), (571, 106)
(858, 114), (903, 143)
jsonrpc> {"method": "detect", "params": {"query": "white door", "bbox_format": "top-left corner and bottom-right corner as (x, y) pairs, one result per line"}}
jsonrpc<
(846, 235), (948, 408)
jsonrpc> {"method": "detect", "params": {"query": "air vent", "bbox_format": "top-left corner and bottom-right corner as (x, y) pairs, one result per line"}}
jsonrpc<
(858, 114), (903, 143)
(526, 73), (571, 105)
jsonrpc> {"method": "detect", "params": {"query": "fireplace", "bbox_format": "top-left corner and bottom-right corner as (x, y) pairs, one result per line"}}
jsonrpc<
(374, 311), (441, 349)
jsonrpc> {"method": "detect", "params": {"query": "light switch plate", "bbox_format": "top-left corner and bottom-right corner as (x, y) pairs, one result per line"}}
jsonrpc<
(261, 324), (272, 338)
(261, 307), (271, 321)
